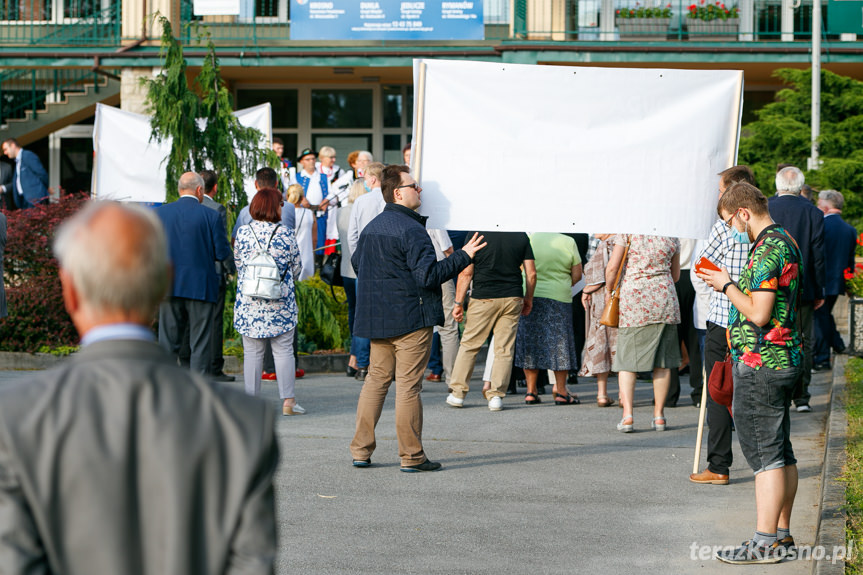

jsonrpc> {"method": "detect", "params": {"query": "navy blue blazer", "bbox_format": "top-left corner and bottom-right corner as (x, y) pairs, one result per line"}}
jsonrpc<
(767, 194), (826, 302)
(823, 213), (857, 296)
(156, 196), (232, 303)
(12, 150), (48, 209)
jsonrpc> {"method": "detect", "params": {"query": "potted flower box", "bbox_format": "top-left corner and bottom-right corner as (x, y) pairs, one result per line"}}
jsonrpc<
(686, 1), (740, 41)
(845, 253), (863, 355)
(616, 4), (673, 40)
(849, 297), (863, 356)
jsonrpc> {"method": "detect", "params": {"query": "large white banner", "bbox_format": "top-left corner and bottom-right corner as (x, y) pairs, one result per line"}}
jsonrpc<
(411, 60), (743, 239)
(92, 103), (272, 204)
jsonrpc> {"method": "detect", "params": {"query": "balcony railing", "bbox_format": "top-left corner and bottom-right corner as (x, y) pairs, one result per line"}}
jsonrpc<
(0, 0), (120, 46)
(0, 0), (851, 49)
(517, 0), (832, 41)
(0, 67), (111, 124)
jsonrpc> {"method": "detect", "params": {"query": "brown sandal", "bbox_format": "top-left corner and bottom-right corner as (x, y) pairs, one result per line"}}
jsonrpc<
(596, 395), (615, 408)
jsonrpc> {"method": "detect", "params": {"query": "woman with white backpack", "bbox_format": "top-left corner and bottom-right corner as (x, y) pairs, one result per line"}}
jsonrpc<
(234, 187), (305, 415)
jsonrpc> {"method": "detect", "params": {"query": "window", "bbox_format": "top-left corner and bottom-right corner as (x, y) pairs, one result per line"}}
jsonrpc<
(1, 0), (51, 20)
(312, 90), (373, 129)
(236, 89), (298, 129)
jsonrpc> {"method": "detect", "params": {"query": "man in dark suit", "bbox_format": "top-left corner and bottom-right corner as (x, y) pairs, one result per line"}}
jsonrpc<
(156, 172), (232, 374)
(767, 166), (826, 412)
(0, 158), (14, 211)
(1, 138), (48, 209)
(200, 169), (236, 382)
(813, 189), (857, 369)
(0, 201), (277, 573)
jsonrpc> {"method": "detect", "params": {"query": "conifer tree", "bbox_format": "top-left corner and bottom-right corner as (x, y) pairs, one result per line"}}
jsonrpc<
(142, 15), (276, 212)
(739, 69), (863, 226)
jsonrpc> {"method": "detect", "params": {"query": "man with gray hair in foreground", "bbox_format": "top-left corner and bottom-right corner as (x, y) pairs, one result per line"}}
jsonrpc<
(0, 201), (278, 574)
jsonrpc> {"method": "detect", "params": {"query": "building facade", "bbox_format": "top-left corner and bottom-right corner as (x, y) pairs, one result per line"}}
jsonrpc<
(1, 0), (861, 195)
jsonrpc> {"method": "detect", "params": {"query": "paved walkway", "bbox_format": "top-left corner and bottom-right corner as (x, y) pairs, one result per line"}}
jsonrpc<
(256, 368), (832, 574)
(0, 367), (833, 573)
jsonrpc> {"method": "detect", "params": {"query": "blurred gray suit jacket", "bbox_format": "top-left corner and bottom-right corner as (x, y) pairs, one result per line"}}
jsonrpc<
(0, 339), (278, 574)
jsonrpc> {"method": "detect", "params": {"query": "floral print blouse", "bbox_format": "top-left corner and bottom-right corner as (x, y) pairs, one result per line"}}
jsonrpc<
(615, 234), (681, 328)
(233, 220), (303, 339)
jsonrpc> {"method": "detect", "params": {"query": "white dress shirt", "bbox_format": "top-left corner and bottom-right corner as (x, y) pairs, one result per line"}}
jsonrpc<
(347, 188), (385, 254)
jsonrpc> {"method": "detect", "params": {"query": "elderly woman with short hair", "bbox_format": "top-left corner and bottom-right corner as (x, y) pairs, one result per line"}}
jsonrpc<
(234, 187), (304, 415)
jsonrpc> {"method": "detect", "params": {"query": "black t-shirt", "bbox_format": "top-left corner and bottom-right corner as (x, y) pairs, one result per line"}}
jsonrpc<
(469, 231), (534, 299)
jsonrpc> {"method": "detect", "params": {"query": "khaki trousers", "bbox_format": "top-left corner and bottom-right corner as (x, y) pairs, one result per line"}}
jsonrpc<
(350, 327), (433, 466)
(439, 279), (459, 384)
(449, 297), (523, 400)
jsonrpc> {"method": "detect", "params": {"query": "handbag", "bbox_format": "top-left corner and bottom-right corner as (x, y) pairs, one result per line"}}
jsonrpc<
(320, 252), (344, 301)
(708, 354), (734, 416)
(599, 236), (631, 328)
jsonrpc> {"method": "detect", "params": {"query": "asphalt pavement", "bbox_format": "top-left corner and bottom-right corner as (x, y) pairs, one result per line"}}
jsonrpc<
(0, 365), (832, 574)
(258, 367), (831, 574)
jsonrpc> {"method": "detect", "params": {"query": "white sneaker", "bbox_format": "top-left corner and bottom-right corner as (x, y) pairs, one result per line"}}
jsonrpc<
(488, 396), (503, 411)
(446, 394), (464, 408)
(796, 404), (812, 413)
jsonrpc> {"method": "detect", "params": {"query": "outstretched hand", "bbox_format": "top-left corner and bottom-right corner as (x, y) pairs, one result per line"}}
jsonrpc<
(461, 233), (487, 259)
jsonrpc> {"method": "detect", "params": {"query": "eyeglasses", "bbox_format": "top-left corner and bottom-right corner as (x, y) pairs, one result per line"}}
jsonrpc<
(723, 211), (738, 228)
(395, 183), (421, 192)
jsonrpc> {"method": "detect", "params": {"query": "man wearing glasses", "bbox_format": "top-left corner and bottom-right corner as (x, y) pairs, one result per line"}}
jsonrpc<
(690, 165), (756, 487)
(349, 164), (486, 472)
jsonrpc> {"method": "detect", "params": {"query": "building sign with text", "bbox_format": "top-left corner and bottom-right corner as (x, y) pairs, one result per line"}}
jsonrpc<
(290, 1), (484, 40)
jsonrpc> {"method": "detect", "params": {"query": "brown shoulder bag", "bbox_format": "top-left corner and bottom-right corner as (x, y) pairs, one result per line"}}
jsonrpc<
(599, 236), (631, 328)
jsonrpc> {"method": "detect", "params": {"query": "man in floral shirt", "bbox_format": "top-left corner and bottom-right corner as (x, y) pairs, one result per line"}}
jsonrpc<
(697, 182), (802, 565)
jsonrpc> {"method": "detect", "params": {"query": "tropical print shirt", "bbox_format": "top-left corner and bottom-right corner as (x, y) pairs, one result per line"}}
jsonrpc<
(727, 224), (803, 370)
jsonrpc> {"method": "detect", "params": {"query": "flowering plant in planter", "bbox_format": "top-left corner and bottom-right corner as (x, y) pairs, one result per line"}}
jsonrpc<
(616, 2), (673, 18)
(846, 262), (863, 298)
(688, 0), (739, 20)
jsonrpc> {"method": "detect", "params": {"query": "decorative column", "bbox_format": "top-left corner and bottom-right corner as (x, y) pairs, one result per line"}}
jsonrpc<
(600, 0), (615, 40)
(121, 0), (179, 45)
(526, 0), (568, 41)
(738, 0), (754, 41)
(780, 0), (794, 41)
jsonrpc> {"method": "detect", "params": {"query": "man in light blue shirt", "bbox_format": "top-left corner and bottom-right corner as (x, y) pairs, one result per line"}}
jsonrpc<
(232, 167), (295, 240)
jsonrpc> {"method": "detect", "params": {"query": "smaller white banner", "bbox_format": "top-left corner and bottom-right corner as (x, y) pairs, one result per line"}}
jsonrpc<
(92, 103), (272, 204)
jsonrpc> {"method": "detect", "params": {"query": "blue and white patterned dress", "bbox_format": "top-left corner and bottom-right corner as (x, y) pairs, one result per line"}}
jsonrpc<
(233, 220), (303, 339)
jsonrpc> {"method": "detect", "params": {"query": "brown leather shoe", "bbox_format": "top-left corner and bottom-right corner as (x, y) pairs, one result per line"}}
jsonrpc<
(426, 373), (442, 382)
(689, 469), (729, 485)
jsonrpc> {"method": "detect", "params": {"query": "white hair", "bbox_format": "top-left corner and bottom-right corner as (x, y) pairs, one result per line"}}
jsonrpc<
(775, 166), (805, 195)
(53, 201), (169, 319)
(319, 146), (336, 158)
(819, 189), (844, 210)
(357, 151), (373, 162)
(178, 172), (204, 195)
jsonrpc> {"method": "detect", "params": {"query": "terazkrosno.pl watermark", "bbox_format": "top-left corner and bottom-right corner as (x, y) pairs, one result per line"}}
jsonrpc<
(689, 541), (856, 563)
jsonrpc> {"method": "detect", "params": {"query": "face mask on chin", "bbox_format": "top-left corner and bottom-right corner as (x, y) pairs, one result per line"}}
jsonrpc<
(731, 218), (751, 244)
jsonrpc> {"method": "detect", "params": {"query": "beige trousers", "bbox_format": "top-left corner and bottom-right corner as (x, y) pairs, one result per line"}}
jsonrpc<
(350, 327), (433, 466)
(439, 279), (459, 384)
(449, 297), (523, 400)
